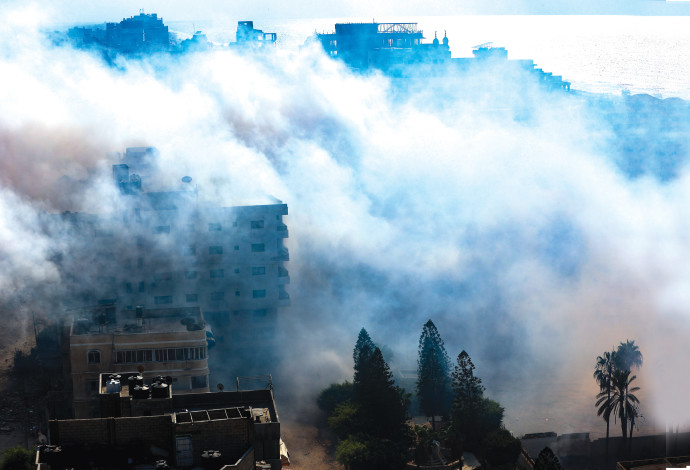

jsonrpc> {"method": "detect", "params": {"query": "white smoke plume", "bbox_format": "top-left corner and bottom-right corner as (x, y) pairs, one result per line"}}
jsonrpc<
(0, 2), (689, 438)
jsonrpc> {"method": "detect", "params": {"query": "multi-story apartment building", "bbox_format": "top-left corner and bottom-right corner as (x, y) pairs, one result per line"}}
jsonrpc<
(53, 147), (289, 379)
(69, 305), (210, 418)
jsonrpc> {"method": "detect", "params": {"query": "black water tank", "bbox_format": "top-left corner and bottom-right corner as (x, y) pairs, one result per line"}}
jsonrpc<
(128, 375), (144, 393)
(151, 382), (168, 398)
(132, 385), (150, 399)
(201, 450), (221, 470)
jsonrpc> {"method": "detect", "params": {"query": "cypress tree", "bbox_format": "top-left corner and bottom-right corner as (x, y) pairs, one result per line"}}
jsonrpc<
(451, 350), (486, 445)
(416, 319), (452, 430)
(353, 328), (376, 371)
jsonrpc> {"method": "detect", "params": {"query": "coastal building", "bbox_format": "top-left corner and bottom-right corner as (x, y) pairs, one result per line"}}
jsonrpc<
(68, 11), (171, 54)
(69, 305), (210, 418)
(312, 22), (570, 90)
(233, 21), (277, 47)
(314, 22), (450, 72)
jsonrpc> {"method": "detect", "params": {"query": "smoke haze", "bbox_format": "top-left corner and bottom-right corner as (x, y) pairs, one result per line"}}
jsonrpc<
(1, 2), (689, 437)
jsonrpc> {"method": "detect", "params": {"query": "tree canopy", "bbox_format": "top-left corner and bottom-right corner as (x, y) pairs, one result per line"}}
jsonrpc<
(416, 319), (452, 427)
(353, 328), (376, 372)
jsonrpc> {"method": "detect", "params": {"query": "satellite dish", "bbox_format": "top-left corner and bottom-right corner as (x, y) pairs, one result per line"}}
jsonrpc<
(181, 176), (192, 183)
(217, 383), (224, 392)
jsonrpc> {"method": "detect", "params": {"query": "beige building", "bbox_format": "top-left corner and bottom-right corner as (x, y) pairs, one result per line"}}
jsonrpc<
(69, 305), (210, 418)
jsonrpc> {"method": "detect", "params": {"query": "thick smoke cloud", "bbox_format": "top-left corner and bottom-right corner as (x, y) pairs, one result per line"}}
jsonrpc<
(1, 2), (689, 437)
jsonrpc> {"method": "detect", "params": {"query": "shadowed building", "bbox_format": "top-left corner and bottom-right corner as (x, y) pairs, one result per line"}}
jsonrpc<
(39, 376), (285, 469)
(315, 22), (450, 72)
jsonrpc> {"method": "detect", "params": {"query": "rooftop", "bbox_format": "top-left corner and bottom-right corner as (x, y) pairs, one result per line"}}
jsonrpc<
(71, 306), (204, 336)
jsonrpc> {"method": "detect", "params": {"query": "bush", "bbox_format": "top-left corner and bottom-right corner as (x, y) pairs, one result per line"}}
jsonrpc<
(482, 429), (521, 467)
(0, 446), (34, 470)
(317, 381), (354, 416)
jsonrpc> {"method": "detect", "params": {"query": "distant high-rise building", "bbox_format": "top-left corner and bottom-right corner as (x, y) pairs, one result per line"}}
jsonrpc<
(68, 12), (171, 54)
(314, 22), (451, 71)
(52, 147), (290, 374)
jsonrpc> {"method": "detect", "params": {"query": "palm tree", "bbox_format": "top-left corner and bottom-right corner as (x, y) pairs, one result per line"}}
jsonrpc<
(593, 350), (616, 456)
(596, 369), (640, 449)
(615, 340), (642, 439)
(616, 340), (643, 371)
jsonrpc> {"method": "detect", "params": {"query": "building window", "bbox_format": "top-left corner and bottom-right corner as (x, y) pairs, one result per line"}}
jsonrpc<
(138, 281), (146, 292)
(252, 266), (266, 275)
(208, 222), (221, 231)
(116, 349), (154, 364)
(85, 380), (98, 394)
(153, 225), (170, 234)
(209, 246), (223, 255)
(155, 295), (173, 305)
(184, 224), (195, 232)
(137, 257), (144, 268)
(234, 245), (239, 251)
(210, 269), (224, 279)
(87, 350), (101, 364)
(235, 291), (240, 297)
(252, 289), (266, 298)
(186, 294), (198, 303)
(211, 292), (224, 301)
(191, 375), (208, 389)
(234, 268), (240, 274)
(184, 270), (197, 279)
(251, 220), (264, 229)
(183, 244), (196, 255)
(251, 243), (265, 252)
(125, 282), (133, 293)
(154, 272), (173, 282)
(253, 309), (267, 318)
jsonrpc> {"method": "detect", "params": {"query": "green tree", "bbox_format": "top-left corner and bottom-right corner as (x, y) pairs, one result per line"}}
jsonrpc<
(317, 381), (354, 416)
(596, 369), (640, 445)
(328, 401), (362, 439)
(355, 348), (408, 440)
(450, 350), (486, 446)
(416, 319), (452, 430)
(336, 436), (370, 470)
(533, 447), (563, 470)
(593, 349), (617, 455)
(330, 336), (411, 470)
(0, 446), (33, 470)
(477, 398), (505, 436)
(482, 429), (522, 468)
(615, 340), (642, 443)
(353, 328), (376, 372)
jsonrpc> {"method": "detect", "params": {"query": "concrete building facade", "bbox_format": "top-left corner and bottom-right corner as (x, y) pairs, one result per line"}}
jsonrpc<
(52, 147), (289, 375)
(69, 306), (210, 418)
